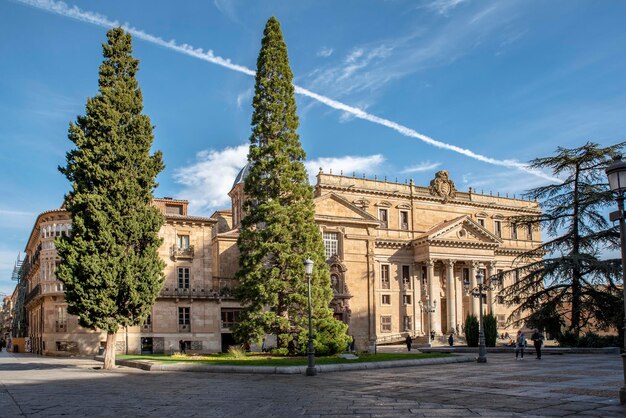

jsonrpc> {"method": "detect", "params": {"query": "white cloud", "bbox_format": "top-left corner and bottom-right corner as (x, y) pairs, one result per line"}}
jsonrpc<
(461, 170), (549, 197)
(173, 144), (249, 215)
(400, 162), (441, 173)
(172, 145), (386, 215)
(305, 154), (385, 182)
(236, 88), (252, 109)
(317, 47), (334, 58)
(425, 0), (469, 16)
(18, 0), (558, 183)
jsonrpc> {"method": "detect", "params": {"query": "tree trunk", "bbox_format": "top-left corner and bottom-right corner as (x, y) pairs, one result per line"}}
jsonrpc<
(103, 331), (117, 370)
(571, 163), (581, 337)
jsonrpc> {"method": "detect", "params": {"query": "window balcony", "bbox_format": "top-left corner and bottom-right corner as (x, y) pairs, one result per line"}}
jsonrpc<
(171, 245), (194, 260)
(179, 323), (191, 332)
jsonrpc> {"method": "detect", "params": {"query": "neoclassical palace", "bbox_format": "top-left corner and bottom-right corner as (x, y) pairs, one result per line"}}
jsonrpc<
(220, 168), (541, 351)
(11, 169), (540, 355)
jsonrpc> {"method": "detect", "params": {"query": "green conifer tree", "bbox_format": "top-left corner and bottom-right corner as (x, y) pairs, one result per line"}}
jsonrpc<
(233, 17), (348, 355)
(56, 28), (165, 369)
(500, 142), (625, 339)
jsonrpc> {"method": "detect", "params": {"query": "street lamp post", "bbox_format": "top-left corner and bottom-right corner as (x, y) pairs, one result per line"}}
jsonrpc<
(605, 158), (626, 403)
(464, 270), (500, 363)
(304, 258), (316, 377)
(419, 297), (436, 347)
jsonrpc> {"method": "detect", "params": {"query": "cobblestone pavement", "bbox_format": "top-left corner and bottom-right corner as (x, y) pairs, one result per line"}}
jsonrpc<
(1, 349), (626, 417)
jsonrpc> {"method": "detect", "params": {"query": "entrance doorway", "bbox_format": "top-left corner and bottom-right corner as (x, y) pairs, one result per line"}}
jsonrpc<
(141, 337), (153, 354)
(221, 333), (236, 353)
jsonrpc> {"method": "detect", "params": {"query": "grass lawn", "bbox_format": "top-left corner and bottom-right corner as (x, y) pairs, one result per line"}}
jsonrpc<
(117, 352), (453, 367)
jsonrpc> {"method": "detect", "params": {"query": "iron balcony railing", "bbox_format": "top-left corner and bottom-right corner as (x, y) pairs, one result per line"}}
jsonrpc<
(170, 245), (194, 260)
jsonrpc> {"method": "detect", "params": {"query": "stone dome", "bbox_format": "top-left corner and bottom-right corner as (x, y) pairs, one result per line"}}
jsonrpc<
(232, 163), (251, 189)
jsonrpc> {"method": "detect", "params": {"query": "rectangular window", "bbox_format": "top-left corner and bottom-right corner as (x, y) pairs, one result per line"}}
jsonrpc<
(527, 224), (533, 241)
(497, 314), (506, 328)
(515, 270), (521, 284)
(478, 218), (485, 227)
(382, 294), (391, 305)
(401, 265), (411, 290)
(56, 306), (67, 332)
(323, 232), (339, 259)
(381, 264), (390, 289)
(421, 266), (427, 288)
(403, 294), (412, 305)
(380, 316), (392, 333)
(177, 235), (190, 249)
(177, 267), (190, 289)
(403, 315), (413, 331)
(511, 223), (517, 239)
(178, 307), (190, 325)
(221, 309), (241, 328)
(400, 210), (409, 230)
(166, 204), (183, 215)
(497, 269), (504, 286)
(463, 268), (470, 285)
(494, 220), (502, 237)
(379, 208), (388, 229)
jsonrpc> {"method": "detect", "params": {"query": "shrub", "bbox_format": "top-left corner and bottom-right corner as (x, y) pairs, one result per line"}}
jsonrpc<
(484, 313), (498, 347)
(557, 330), (578, 347)
(465, 314), (479, 347)
(270, 347), (289, 356)
(227, 345), (246, 358)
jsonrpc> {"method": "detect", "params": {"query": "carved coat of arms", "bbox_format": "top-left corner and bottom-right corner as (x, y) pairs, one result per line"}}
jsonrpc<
(429, 170), (457, 202)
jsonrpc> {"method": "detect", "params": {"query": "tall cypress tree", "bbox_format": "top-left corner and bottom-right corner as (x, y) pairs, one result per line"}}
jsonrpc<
(233, 17), (348, 355)
(56, 28), (165, 369)
(501, 142), (625, 339)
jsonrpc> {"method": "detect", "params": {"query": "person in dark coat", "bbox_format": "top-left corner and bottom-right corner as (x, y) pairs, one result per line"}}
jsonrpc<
(448, 333), (454, 347)
(405, 335), (412, 351)
(179, 339), (186, 354)
(531, 329), (545, 359)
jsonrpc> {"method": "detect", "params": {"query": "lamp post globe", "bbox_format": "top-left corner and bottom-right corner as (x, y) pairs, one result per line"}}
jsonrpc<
(605, 158), (626, 403)
(304, 258), (316, 376)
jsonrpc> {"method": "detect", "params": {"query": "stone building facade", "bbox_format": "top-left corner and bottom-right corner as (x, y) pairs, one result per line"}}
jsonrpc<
(222, 168), (541, 351)
(16, 169), (540, 355)
(19, 198), (238, 356)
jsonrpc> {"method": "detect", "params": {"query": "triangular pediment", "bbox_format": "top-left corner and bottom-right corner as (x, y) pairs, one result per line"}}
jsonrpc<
(414, 215), (502, 247)
(314, 193), (380, 225)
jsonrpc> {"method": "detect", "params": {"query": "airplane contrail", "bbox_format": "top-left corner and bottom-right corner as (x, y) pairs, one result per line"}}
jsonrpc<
(14, 0), (560, 183)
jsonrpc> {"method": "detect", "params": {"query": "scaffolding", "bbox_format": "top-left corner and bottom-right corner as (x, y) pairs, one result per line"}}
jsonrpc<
(10, 254), (27, 338)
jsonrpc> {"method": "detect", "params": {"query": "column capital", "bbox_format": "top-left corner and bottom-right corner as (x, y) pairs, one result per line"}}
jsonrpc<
(471, 260), (480, 269)
(424, 259), (435, 267)
(446, 259), (456, 267)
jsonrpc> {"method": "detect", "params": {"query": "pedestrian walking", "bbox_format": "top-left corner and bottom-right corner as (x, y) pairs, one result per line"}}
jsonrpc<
(515, 330), (526, 360)
(405, 335), (412, 351)
(179, 339), (186, 354)
(531, 328), (545, 359)
(448, 333), (454, 347)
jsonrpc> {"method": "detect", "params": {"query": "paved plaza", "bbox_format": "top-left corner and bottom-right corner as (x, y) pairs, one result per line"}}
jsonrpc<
(1, 349), (626, 417)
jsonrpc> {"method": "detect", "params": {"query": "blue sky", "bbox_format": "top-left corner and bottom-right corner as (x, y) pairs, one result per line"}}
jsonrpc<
(1, 0), (626, 295)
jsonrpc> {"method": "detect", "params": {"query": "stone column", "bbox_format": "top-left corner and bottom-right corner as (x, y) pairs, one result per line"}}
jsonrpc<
(426, 259), (441, 335)
(456, 271), (463, 334)
(487, 262), (496, 315)
(446, 259), (456, 334)
(413, 263), (420, 335)
(471, 261), (480, 317)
